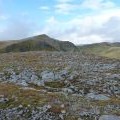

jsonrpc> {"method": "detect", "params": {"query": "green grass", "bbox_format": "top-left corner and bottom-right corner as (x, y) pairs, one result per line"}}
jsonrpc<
(78, 43), (120, 59)
(45, 81), (65, 88)
(99, 47), (120, 59)
(0, 83), (48, 109)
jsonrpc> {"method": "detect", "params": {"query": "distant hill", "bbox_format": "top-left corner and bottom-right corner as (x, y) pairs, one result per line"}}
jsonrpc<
(78, 42), (120, 59)
(0, 34), (76, 52)
(0, 41), (17, 49)
(1, 36), (120, 59)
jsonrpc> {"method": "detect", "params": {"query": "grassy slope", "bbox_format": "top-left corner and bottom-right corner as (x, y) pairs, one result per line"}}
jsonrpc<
(0, 41), (18, 49)
(99, 47), (120, 59)
(0, 38), (120, 59)
(78, 43), (120, 59)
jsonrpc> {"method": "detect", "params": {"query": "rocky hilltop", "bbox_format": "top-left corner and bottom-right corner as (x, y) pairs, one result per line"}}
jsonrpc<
(0, 51), (120, 120)
(0, 34), (76, 52)
(0, 35), (120, 60)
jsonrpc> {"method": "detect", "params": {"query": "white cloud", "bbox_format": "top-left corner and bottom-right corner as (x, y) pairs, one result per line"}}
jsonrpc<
(0, 19), (35, 40)
(55, 0), (77, 14)
(0, 15), (8, 20)
(56, 0), (73, 3)
(35, 7), (120, 44)
(0, 0), (120, 45)
(46, 16), (58, 24)
(80, 0), (115, 10)
(55, 3), (77, 14)
(39, 6), (50, 11)
(55, 0), (116, 14)
(33, 16), (61, 36)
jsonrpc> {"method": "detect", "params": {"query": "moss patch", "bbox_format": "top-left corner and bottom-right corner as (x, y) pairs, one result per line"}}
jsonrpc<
(45, 81), (65, 88)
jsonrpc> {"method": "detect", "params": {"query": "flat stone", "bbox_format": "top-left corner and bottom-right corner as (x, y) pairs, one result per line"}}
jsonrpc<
(86, 93), (110, 101)
(99, 115), (120, 120)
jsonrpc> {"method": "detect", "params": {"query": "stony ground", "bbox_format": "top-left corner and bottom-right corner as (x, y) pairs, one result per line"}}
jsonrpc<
(0, 51), (120, 120)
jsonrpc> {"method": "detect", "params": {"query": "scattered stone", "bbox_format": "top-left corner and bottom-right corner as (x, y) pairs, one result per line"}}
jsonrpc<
(0, 97), (9, 103)
(60, 104), (65, 108)
(18, 105), (23, 108)
(0, 51), (120, 120)
(61, 109), (66, 114)
(78, 118), (83, 120)
(62, 88), (73, 94)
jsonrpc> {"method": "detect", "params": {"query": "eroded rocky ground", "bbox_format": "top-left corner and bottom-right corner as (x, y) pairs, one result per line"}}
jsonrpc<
(0, 51), (120, 120)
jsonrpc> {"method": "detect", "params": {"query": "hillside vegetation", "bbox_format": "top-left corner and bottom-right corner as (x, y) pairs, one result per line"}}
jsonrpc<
(0, 41), (17, 49)
(0, 34), (76, 52)
(78, 42), (120, 59)
(0, 36), (120, 60)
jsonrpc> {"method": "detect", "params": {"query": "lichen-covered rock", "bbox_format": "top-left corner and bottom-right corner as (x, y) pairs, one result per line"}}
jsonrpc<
(0, 97), (9, 103)
(41, 70), (55, 81)
(99, 115), (120, 120)
(86, 93), (110, 101)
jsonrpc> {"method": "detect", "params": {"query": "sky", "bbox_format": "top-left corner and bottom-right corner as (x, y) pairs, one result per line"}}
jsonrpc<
(0, 0), (120, 44)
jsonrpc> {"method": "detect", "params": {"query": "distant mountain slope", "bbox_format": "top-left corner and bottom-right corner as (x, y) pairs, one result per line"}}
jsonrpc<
(0, 41), (17, 49)
(1, 36), (120, 59)
(0, 34), (76, 52)
(78, 42), (120, 59)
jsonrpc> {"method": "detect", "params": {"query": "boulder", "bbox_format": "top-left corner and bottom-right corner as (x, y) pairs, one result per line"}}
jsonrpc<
(86, 93), (110, 101)
(0, 97), (9, 103)
(62, 88), (73, 94)
(54, 69), (69, 80)
(99, 115), (120, 120)
(41, 71), (55, 81)
(30, 74), (39, 81)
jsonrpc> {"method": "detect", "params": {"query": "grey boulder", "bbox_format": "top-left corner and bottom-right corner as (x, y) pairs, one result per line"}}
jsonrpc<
(99, 115), (120, 120)
(86, 93), (110, 101)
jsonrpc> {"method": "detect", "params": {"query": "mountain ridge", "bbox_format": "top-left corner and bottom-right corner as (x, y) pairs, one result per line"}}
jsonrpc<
(0, 35), (120, 59)
(0, 34), (76, 52)
(78, 42), (120, 59)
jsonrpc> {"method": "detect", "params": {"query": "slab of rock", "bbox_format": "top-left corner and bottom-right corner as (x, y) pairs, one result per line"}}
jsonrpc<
(99, 115), (120, 120)
(41, 71), (55, 81)
(86, 93), (110, 101)
(17, 80), (28, 86)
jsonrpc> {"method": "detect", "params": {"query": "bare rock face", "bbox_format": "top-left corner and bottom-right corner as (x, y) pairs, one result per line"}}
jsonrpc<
(99, 115), (120, 120)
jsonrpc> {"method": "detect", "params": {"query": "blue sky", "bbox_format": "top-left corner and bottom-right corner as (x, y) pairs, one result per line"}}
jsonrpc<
(0, 0), (120, 44)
